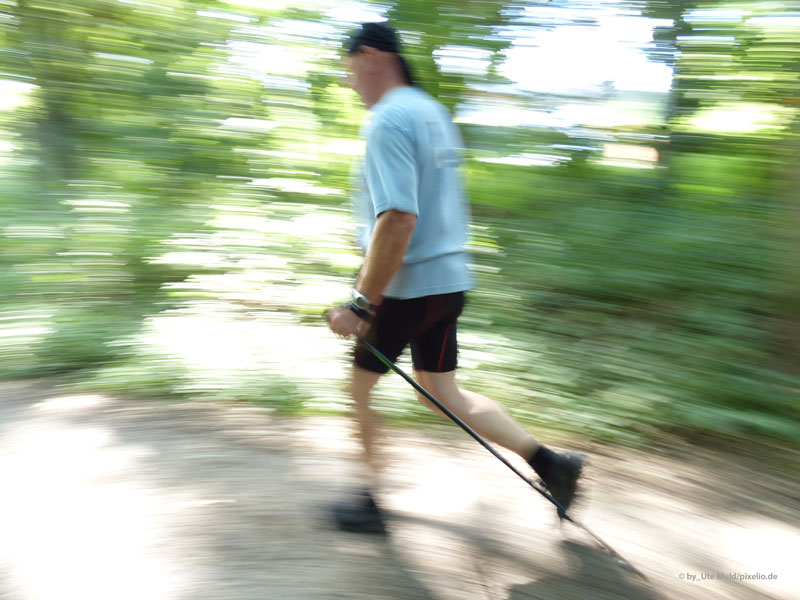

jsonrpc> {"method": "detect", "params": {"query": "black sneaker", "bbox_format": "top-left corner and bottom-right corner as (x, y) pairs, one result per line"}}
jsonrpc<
(540, 452), (585, 519)
(330, 490), (387, 534)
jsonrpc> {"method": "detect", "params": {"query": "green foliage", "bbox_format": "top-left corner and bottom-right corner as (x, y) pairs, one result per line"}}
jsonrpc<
(1, 0), (798, 449)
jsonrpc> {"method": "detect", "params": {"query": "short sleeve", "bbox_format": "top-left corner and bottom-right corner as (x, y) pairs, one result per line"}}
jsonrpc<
(363, 123), (419, 216)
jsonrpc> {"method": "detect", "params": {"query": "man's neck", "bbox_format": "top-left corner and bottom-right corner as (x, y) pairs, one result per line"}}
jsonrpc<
(367, 80), (410, 110)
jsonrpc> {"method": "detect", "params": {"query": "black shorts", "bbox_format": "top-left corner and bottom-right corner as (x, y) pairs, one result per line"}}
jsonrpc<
(354, 291), (465, 374)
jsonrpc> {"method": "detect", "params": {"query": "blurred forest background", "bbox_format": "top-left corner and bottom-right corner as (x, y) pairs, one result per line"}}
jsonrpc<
(1, 0), (798, 451)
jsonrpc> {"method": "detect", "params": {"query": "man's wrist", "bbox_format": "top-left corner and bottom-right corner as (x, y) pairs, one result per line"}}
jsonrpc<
(346, 301), (373, 322)
(352, 288), (378, 311)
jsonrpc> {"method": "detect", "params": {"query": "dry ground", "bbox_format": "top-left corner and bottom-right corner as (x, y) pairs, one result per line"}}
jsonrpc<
(0, 380), (797, 600)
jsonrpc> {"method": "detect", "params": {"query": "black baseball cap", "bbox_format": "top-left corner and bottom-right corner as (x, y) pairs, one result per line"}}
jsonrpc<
(347, 22), (401, 54)
(346, 22), (416, 86)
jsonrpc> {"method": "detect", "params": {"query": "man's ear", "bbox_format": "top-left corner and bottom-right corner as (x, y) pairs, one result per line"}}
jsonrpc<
(359, 45), (381, 63)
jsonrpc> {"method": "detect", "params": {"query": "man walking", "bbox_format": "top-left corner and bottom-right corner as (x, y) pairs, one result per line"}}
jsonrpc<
(326, 22), (584, 533)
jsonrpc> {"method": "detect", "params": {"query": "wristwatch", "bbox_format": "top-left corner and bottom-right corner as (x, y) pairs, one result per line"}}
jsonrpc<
(351, 289), (375, 311)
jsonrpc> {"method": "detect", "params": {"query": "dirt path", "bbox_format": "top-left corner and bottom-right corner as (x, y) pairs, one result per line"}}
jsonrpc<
(0, 380), (797, 600)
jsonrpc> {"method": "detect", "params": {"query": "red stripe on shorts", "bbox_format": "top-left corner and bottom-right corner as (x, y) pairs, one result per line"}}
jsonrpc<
(436, 324), (452, 372)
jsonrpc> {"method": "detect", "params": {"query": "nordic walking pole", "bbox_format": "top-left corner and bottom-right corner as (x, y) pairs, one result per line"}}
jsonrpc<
(358, 336), (648, 582)
(359, 338), (567, 512)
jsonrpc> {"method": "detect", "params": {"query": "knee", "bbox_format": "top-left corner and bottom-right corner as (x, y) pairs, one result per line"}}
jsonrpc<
(415, 390), (435, 411)
(349, 380), (370, 408)
(415, 372), (434, 396)
(414, 374), (455, 415)
(349, 368), (382, 410)
(347, 378), (360, 399)
(416, 372), (457, 398)
(413, 373), (433, 408)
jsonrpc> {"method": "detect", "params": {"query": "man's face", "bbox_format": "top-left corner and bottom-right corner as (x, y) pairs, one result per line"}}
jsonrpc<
(346, 50), (370, 105)
(345, 46), (388, 108)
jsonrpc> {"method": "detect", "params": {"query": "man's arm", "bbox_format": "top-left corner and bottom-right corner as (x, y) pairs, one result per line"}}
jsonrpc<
(327, 118), (418, 338)
(355, 209), (417, 306)
(326, 209), (416, 338)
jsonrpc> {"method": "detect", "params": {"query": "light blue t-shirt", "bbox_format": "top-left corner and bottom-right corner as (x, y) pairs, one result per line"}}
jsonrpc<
(354, 86), (474, 299)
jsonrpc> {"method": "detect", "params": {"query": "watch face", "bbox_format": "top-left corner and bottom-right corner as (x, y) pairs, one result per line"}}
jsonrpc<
(354, 295), (370, 309)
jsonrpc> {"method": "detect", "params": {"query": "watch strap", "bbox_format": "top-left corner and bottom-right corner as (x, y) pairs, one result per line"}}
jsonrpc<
(347, 302), (373, 322)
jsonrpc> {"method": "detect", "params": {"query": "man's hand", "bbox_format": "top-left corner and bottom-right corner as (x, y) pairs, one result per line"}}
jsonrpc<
(326, 305), (369, 339)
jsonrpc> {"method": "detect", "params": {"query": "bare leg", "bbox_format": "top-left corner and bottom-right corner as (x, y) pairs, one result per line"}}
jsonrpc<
(349, 365), (383, 483)
(330, 364), (389, 533)
(414, 370), (540, 460)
